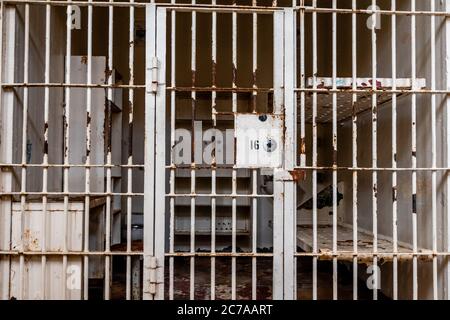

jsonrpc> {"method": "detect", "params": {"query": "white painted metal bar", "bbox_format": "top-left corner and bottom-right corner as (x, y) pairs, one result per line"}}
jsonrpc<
(169, 0), (176, 301)
(312, 0), (318, 301)
(18, 3), (30, 300)
(231, 3), (237, 301)
(41, 1), (51, 300)
(154, 7), (167, 300)
(283, 7), (296, 300)
(446, 0), (450, 300)
(126, 0), (135, 300)
(371, 0), (378, 301)
(272, 9), (284, 300)
(64, 2), (74, 299)
(84, 0), (94, 301)
(391, 0), (398, 301)
(143, 3), (156, 300)
(190, 0), (196, 301)
(0, 1), (14, 301)
(351, 0), (358, 301)
(331, 0), (338, 301)
(104, 0), (113, 301)
(251, 0), (257, 301)
(411, 0), (418, 301)
(210, 0), (217, 301)
(430, 0), (438, 301)
(299, 0), (305, 182)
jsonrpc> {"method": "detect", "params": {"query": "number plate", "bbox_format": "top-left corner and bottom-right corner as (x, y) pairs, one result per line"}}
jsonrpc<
(235, 114), (283, 168)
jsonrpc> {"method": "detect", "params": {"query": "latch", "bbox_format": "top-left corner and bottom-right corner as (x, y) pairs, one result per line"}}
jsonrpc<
(150, 57), (158, 93)
(143, 255), (158, 295)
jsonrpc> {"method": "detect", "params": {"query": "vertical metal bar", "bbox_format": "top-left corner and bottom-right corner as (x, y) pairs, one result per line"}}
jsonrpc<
(272, 9), (284, 300)
(143, 3), (156, 300)
(84, 0), (93, 301)
(190, 0), (196, 301)
(391, 0), (398, 301)
(169, 1), (176, 302)
(298, 0), (306, 300)
(370, 0), (378, 301)
(0, 1), (15, 301)
(331, 0), (338, 301)
(283, 7), (296, 300)
(446, 0), (450, 301)
(351, 0), (358, 301)
(411, 0), (418, 300)
(104, 0), (113, 301)
(41, 1), (51, 300)
(126, 0), (135, 301)
(154, 7), (167, 300)
(251, 0), (257, 301)
(64, 2), (74, 299)
(19, 3), (30, 300)
(430, 0), (438, 301)
(299, 0), (305, 192)
(231, 2), (237, 301)
(312, 0), (318, 301)
(211, 0), (217, 302)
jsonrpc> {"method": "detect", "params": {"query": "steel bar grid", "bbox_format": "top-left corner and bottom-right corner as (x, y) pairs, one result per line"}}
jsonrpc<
(0, 0), (448, 302)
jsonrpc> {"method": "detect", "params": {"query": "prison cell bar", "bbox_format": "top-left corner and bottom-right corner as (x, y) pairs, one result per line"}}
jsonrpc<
(209, 0), (218, 302)
(391, 0), (398, 301)
(190, 0), (196, 300)
(351, 0), (358, 301)
(312, 0), (318, 301)
(169, 0), (176, 301)
(284, 7), (296, 299)
(446, 0), (450, 300)
(63, 2), (73, 299)
(41, 0), (51, 300)
(411, 0), (418, 300)
(251, 0), (258, 301)
(6, 82), (450, 95)
(298, 0), (306, 300)
(272, 9), (284, 300)
(430, 0), (438, 301)
(371, 0), (378, 301)
(154, 7), (167, 300)
(143, 4), (156, 300)
(331, 0), (338, 301)
(18, 2), (30, 300)
(126, 0), (135, 301)
(105, 0), (114, 300)
(84, 0), (93, 301)
(104, 0), (113, 300)
(0, 0), (447, 17)
(2, 163), (450, 171)
(231, 1), (237, 300)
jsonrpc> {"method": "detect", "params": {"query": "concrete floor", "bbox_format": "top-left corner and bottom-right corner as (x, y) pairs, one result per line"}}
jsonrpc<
(106, 254), (388, 300)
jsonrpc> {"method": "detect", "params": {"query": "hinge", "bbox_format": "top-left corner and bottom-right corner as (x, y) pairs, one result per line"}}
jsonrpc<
(150, 56), (158, 93)
(143, 255), (158, 296)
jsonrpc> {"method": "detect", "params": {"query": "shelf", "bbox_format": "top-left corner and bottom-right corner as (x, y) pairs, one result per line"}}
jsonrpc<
(302, 77), (427, 123)
(297, 222), (433, 263)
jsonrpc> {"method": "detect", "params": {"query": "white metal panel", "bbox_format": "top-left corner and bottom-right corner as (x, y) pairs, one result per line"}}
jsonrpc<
(9, 202), (83, 299)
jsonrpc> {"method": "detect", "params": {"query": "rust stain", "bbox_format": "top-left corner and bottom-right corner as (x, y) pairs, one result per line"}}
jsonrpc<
(80, 56), (88, 65)
(300, 137), (306, 155)
(289, 169), (306, 182)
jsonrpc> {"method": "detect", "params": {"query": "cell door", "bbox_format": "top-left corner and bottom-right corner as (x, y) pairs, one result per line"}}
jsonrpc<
(144, 5), (297, 300)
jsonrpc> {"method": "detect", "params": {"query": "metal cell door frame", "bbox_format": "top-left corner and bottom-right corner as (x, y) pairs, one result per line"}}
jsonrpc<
(143, 4), (297, 300)
(143, 4), (166, 300)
